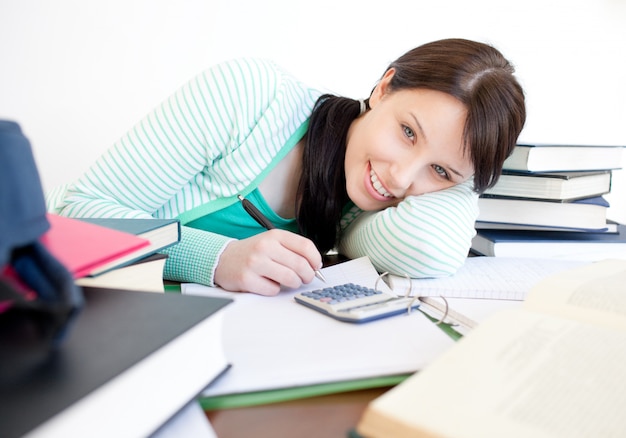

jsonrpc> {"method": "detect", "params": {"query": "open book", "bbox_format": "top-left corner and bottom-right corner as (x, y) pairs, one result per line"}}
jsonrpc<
(355, 258), (626, 438)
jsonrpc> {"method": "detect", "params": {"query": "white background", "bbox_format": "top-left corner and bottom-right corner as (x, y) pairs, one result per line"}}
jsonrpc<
(1, 0), (625, 222)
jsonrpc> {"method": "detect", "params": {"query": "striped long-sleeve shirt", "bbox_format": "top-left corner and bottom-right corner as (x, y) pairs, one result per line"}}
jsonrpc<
(49, 58), (478, 286)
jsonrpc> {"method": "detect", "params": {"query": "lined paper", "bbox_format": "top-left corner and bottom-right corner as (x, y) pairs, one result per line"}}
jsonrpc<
(387, 257), (588, 300)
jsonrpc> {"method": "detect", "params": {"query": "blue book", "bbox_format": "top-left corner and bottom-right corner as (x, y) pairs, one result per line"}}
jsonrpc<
(471, 223), (626, 261)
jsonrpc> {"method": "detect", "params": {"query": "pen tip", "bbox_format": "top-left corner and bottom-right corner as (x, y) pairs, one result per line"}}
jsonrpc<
(315, 270), (327, 283)
(237, 194), (244, 201)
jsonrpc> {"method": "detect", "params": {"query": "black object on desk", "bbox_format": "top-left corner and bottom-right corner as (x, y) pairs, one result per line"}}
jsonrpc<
(0, 286), (232, 438)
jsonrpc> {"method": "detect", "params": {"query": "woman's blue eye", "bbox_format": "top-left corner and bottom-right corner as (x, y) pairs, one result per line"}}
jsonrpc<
(403, 125), (414, 139)
(433, 164), (450, 180)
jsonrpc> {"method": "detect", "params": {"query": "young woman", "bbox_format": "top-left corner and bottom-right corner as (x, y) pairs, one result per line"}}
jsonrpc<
(49, 38), (526, 295)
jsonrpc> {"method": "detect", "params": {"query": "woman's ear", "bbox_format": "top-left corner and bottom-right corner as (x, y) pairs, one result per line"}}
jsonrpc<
(369, 68), (395, 108)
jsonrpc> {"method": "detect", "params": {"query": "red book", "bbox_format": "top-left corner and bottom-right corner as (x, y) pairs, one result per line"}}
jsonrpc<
(41, 214), (150, 278)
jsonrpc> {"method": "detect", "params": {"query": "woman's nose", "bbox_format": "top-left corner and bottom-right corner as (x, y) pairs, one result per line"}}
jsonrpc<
(388, 160), (420, 193)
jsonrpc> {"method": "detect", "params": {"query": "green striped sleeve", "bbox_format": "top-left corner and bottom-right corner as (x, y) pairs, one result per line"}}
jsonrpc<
(55, 58), (317, 286)
(161, 226), (233, 286)
(338, 181), (479, 278)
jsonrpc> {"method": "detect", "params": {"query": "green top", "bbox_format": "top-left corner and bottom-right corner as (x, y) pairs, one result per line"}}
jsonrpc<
(186, 188), (298, 238)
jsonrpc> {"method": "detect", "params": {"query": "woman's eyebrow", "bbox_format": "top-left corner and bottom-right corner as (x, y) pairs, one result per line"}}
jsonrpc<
(448, 166), (466, 179)
(410, 113), (427, 142)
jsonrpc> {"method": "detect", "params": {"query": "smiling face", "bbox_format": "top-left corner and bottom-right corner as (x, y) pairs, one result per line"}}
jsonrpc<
(345, 69), (474, 211)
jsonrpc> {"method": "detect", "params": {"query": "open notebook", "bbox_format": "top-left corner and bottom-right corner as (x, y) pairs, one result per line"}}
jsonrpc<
(182, 257), (454, 401)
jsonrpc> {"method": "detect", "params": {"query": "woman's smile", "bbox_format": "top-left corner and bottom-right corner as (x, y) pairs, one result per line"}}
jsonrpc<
(365, 164), (394, 201)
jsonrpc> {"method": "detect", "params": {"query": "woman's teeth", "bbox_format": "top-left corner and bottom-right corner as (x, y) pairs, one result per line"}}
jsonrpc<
(370, 170), (392, 198)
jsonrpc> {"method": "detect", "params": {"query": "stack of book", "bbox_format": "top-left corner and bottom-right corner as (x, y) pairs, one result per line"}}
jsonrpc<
(43, 215), (180, 292)
(1, 285), (232, 438)
(4, 215), (227, 437)
(472, 143), (626, 261)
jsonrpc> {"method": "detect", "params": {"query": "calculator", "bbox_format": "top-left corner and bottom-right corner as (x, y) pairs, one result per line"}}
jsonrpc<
(294, 283), (420, 323)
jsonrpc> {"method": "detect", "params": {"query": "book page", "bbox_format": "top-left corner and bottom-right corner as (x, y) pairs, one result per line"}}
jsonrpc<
(524, 258), (626, 330)
(358, 309), (626, 438)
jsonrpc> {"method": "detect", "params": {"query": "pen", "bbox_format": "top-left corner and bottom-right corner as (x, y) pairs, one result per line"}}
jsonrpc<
(237, 194), (327, 283)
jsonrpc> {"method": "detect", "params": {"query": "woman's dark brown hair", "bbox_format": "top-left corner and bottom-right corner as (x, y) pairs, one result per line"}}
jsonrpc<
(297, 38), (526, 253)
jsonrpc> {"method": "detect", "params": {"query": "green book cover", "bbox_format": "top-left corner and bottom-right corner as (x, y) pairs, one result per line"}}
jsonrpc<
(200, 375), (409, 410)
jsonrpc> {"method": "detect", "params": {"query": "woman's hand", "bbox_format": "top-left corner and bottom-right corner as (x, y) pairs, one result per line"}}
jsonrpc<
(214, 229), (323, 296)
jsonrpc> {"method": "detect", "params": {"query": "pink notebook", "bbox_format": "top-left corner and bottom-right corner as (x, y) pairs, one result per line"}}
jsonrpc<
(41, 214), (150, 278)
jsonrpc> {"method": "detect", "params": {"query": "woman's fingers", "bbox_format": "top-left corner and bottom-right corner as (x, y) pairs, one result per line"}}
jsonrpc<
(213, 230), (323, 295)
